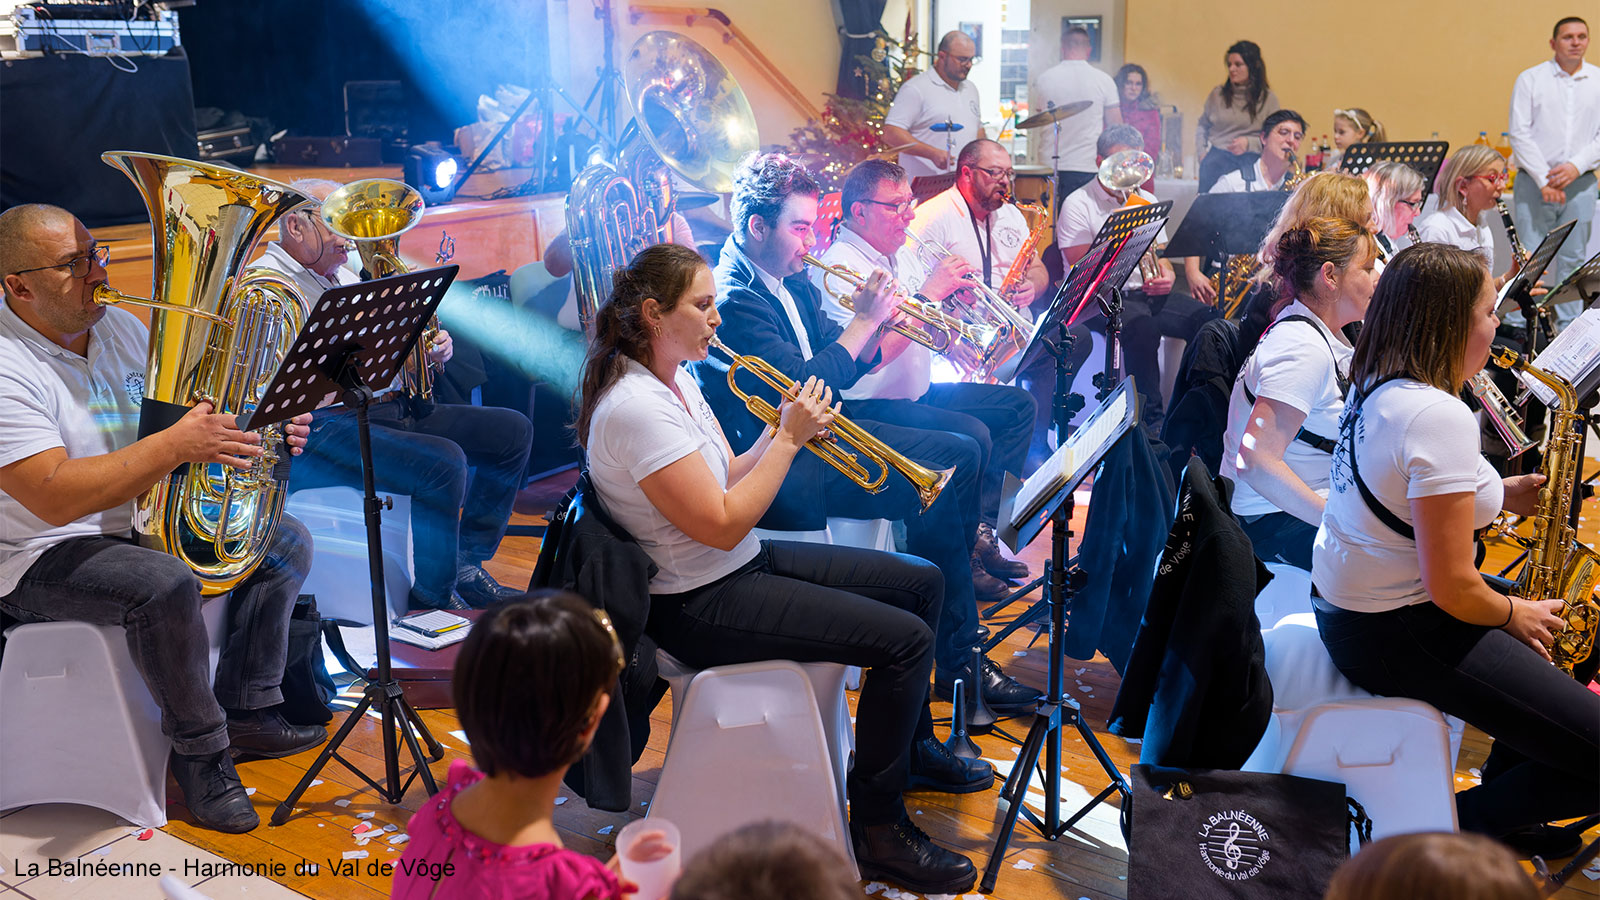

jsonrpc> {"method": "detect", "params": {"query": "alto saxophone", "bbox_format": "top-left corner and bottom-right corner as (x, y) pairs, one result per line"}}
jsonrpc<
(1490, 347), (1600, 675)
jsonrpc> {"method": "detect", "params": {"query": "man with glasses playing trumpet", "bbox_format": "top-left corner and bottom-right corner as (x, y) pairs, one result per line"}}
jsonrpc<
(811, 159), (1035, 601)
(695, 152), (1041, 731)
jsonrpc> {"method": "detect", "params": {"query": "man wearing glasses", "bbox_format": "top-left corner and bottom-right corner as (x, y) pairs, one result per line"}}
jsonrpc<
(1032, 26), (1122, 197)
(883, 30), (986, 180)
(0, 204), (325, 833)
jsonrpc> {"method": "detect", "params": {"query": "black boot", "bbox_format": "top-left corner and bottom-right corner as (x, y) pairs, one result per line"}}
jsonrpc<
(407, 585), (471, 612)
(851, 814), (976, 895)
(454, 563), (521, 608)
(935, 654), (1041, 711)
(226, 708), (328, 759)
(908, 736), (994, 793)
(170, 750), (258, 833)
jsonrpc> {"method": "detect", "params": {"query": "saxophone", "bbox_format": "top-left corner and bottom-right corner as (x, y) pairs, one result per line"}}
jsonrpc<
(1490, 347), (1600, 675)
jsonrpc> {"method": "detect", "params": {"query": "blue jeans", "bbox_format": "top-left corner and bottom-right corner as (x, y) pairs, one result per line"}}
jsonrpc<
(1314, 600), (1600, 836)
(1512, 169), (1597, 328)
(0, 516), (312, 755)
(287, 397), (532, 597)
(1240, 510), (1317, 571)
(649, 540), (941, 825)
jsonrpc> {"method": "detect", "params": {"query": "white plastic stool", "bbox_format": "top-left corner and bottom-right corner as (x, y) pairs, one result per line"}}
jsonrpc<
(1246, 614), (1462, 844)
(0, 621), (173, 826)
(652, 653), (857, 875)
(826, 517), (895, 553)
(1255, 562), (1314, 630)
(286, 486), (413, 623)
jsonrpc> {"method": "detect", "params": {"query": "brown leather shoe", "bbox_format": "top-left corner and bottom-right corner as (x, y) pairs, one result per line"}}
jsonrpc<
(972, 549), (1013, 602)
(975, 523), (1030, 579)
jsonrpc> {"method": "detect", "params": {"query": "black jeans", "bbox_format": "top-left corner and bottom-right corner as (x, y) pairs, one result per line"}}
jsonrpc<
(1117, 287), (1219, 429)
(287, 397), (533, 597)
(1240, 510), (1317, 571)
(1198, 146), (1250, 192)
(1314, 601), (1600, 836)
(648, 540), (942, 825)
(850, 382), (1035, 530)
(0, 517), (312, 756)
(826, 414), (983, 678)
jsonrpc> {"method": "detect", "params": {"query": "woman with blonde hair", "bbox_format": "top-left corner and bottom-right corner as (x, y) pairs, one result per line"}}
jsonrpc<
(1329, 107), (1387, 171)
(1362, 160), (1426, 258)
(1415, 145), (1507, 272)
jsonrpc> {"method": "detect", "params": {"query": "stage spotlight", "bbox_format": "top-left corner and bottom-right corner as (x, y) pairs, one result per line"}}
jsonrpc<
(404, 142), (460, 204)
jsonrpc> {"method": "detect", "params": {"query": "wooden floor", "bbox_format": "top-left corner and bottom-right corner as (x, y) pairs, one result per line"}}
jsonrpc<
(126, 467), (1600, 898)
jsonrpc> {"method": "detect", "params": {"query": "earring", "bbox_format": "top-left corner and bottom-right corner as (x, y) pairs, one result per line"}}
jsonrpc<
(651, 324), (662, 337)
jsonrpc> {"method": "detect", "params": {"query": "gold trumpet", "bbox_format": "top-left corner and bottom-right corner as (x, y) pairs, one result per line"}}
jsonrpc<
(709, 336), (953, 512)
(802, 254), (985, 354)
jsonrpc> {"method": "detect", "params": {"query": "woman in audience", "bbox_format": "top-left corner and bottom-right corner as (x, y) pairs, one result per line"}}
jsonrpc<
(1223, 217), (1377, 570)
(575, 243), (980, 897)
(1195, 40), (1281, 191)
(1362, 160), (1426, 259)
(1312, 243), (1599, 848)
(1323, 832), (1538, 900)
(1328, 107), (1387, 171)
(1115, 63), (1161, 191)
(393, 590), (634, 900)
(1415, 145), (1507, 273)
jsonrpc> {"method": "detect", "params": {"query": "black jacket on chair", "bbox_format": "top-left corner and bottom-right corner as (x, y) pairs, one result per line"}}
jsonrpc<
(529, 472), (663, 811)
(1158, 317), (1240, 486)
(1108, 460), (1274, 770)
(690, 237), (879, 531)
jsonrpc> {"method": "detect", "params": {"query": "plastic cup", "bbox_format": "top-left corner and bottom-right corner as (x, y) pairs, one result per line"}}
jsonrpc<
(616, 818), (681, 900)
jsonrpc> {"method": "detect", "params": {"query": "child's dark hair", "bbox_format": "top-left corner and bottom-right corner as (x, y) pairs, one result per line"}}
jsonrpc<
(668, 821), (861, 900)
(452, 590), (626, 778)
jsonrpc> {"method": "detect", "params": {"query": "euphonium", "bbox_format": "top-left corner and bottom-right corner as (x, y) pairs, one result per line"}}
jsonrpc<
(1489, 347), (1600, 675)
(905, 230), (1031, 383)
(802, 254), (986, 354)
(709, 336), (953, 512)
(92, 152), (313, 595)
(320, 178), (437, 402)
(1096, 149), (1162, 280)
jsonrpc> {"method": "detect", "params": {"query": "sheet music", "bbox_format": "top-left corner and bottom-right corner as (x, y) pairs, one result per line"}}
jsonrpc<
(1011, 388), (1128, 527)
(1522, 308), (1600, 405)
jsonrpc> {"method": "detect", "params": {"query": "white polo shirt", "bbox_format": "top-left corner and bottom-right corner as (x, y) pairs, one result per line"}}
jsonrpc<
(0, 301), (148, 596)
(813, 225), (931, 401)
(586, 358), (761, 593)
(885, 68), (984, 180)
(1211, 158), (1289, 193)
(1415, 207), (1496, 272)
(909, 186), (1031, 291)
(1055, 180), (1163, 289)
(1507, 58), (1600, 186)
(1030, 60), (1119, 172)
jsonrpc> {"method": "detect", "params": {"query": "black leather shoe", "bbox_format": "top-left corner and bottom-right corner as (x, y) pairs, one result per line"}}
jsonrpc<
(935, 655), (1041, 711)
(908, 736), (994, 793)
(408, 585), (471, 611)
(852, 815), (976, 895)
(226, 708), (328, 759)
(454, 564), (521, 608)
(170, 750), (259, 833)
(976, 523), (1030, 579)
(1499, 823), (1585, 860)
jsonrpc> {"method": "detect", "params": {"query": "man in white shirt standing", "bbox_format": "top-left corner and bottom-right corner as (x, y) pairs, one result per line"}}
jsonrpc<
(1031, 26), (1122, 197)
(883, 31), (986, 181)
(1508, 16), (1600, 328)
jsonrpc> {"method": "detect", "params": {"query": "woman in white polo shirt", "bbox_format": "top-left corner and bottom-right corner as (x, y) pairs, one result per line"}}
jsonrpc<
(576, 243), (981, 896)
(1414, 145), (1505, 272)
(1312, 242), (1597, 851)
(1223, 216), (1377, 570)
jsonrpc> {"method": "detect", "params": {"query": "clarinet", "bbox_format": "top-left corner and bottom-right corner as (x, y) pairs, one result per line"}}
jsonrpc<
(1495, 199), (1529, 268)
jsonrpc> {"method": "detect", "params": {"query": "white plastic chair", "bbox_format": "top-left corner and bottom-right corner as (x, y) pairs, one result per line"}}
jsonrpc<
(1245, 614), (1462, 844)
(285, 486), (413, 623)
(651, 654), (858, 876)
(1254, 561), (1314, 630)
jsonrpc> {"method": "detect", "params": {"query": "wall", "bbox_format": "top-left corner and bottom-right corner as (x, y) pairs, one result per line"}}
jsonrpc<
(1123, 1), (1577, 172)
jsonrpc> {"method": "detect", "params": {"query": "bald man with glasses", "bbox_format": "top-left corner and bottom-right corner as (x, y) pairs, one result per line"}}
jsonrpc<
(883, 31), (987, 180)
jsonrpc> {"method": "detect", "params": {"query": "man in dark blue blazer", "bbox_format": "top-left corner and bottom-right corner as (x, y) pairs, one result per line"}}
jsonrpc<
(691, 153), (1039, 725)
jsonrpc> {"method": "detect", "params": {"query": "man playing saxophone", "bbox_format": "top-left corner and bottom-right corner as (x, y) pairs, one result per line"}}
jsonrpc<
(812, 159), (1036, 596)
(0, 204), (325, 834)
(693, 152), (1041, 732)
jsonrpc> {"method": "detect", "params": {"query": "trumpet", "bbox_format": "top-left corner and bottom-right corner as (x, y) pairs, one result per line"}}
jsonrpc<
(802, 255), (985, 354)
(709, 336), (953, 512)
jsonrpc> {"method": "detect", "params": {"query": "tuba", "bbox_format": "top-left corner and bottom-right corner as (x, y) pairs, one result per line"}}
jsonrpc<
(566, 31), (758, 331)
(1097, 149), (1161, 280)
(1490, 347), (1600, 675)
(93, 152), (313, 595)
(320, 178), (438, 403)
(710, 336), (953, 512)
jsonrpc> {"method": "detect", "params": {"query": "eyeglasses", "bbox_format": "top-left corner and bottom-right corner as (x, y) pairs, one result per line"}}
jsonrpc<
(971, 165), (1015, 181)
(1472, 170), (1508, 186)
(859, 198), (916, 216)
(11, 245), (109, 280)
(946, 53), (980, 65)
(1397, 197), (1424, 212)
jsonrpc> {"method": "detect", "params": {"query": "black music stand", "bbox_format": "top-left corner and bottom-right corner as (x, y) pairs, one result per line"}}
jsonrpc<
(1088, 200), (1171, 252)
(1162, 192), (1289, 265)
(1499, 220), (1575, 351)
(1338, 141), (1450, 198)
(255, 265), (462, 826)
(982, 377), (1142, 894)
(1539, 249), (1600, 314)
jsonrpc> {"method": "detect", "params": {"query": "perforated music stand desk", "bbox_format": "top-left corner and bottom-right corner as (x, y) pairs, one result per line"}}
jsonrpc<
(1162, 192), (1288, 260)
(1339, 140), (1450, 198)
(1088, 199), (1171, 251)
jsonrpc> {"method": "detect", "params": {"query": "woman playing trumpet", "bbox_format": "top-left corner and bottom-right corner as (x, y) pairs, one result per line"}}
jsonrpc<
(578, 243), (985, 896)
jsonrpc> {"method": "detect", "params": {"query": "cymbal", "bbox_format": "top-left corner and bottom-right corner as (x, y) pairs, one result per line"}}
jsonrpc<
(674, 192), (721, 211)
(870, 142), (920, 160)
(1015, 100), (1093, 130)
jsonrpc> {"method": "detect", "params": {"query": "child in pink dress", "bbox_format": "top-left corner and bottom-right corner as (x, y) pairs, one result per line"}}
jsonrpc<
(392, 590), (631, 900)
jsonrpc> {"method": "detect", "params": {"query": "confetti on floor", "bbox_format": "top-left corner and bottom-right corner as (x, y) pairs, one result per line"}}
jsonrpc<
(343, 851), (368, 860)
(598, 825), (613, 835)
(136, 828), (154, 841)
(245, 787), (256, 796)
(334, 799), (351, 808)
(1013, 859), (1036, 870)
(311, 779), (324, 787)
(1014, 650), (1028, 657)
(357, 811), (376, 820)
(554, 797), (568, 805)
(388, 834), (410, 845)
